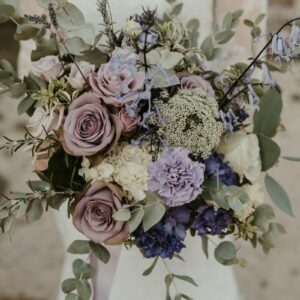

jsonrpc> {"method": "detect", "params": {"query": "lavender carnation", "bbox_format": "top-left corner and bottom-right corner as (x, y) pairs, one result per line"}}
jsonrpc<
(191, 205), (233, 236)
(148, 147), (205, 207)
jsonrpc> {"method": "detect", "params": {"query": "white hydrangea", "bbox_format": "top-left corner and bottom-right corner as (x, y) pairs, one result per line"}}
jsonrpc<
(79, 143), (152, 202)
(235, 183), (265, 221)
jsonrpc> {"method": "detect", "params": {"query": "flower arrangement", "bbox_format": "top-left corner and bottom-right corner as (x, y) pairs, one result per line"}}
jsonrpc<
(0, 0), (299, 299)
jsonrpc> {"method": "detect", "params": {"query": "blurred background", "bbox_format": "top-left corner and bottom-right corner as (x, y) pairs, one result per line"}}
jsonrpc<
(0, 0), (300, 299)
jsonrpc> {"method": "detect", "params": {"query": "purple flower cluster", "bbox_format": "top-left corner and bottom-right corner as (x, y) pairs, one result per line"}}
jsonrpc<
(148, 147), (205, 207)
(205, 153), (237, 186)
(135, 207), (190, 259)
(191, 205), (233, 236)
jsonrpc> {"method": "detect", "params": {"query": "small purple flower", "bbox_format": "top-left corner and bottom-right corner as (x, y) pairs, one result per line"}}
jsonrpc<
(271, 34), (292, 61)
(262, 63), (277, 87)
(248, 84), (260, 110)
(148, 147), (205, 207)
(138, 30), (159, 49)
(219, 107), (249, 133)
(205, 153), (237, 186)
(191, 205), (233, 236)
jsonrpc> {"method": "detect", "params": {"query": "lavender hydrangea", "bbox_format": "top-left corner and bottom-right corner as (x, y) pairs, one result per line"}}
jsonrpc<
(205, 153), (237, 186)
(135, 207), (190, 259)
(191, 205), (233, 236)
(148, 147), (205, 207)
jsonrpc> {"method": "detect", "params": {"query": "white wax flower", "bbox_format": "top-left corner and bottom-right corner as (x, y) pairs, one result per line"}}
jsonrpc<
(123, 20), (142, 37)
(218, 132), (262, 183)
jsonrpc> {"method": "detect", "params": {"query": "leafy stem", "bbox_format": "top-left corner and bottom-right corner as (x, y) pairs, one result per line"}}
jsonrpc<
(220, 17), (300, 109)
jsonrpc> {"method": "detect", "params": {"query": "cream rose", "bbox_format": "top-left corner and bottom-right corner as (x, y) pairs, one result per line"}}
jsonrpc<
(218, 132), (262, 183)
(67, 61), (95, 90)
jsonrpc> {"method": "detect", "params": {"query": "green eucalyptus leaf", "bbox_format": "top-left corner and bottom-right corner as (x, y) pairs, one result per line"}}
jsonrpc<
(14, 24), (45, 41)
(201, 35), (213, 59)
(201, 236), (209, 259)
(65, 23), (95, 45)
(282, 156), (300, 162)
(222, 12), (233, 30)
(67, 240), (91, 254)
(265, 174), (294, 217)
(26, 199), (43, 224)
(143, 193), (166, 232)
(244, 19), (254, 27)
(255, 14), (266, 25)
(173, 274), (198, 287)
(215, 30), (235, 44)
(72, 259), (95, 279)
(258, 134), (281, 171)
(78, 48), (108, 68)
(0, 4), (15, 24)
(3, 215), (15, 235)
(113, 208), (131, 221)
(143, 257), (159, 276)
(253, 204), (275, 232)
(76, 280), (91, 300)
(65, 293), (79, 300)
(27, 180), (51, 192)
(64, 37), (90, 56)
(129, 208), (144, 233)
(214, 241), (238, 265)
(17, 96), (35, 115)
(0, 59), (17, 80)
(9, 82), (26, 98)
(171, 3), (183, 16)
(32, 38), (58, 61)
(56, 2), (85, 29)
(89, 241), (110, 264)
(259, 223), (284, 254)
(62, 278), (77, 294)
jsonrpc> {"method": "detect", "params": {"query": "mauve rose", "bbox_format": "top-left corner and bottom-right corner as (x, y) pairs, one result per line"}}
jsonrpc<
(63, 93), (122, 157)
(72, 181), (128, 245)
(67, 61), (95, 90)
(178, 71), (215, 97)
(27, 106), (64, 139)
(32, 55), (63, 82)
(89, 49), (145, 107)
(117, 108), (141, 132)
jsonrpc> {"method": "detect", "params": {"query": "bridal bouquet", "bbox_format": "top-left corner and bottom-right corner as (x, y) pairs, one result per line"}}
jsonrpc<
(0, 0), (299, 299)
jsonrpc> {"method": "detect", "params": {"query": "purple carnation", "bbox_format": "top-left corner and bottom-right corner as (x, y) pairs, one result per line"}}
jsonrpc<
(148, 147), (205, 207)
(191, 205), (233, 236)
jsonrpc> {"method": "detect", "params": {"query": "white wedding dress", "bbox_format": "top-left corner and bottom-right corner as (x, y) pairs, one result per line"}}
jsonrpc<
(17, 1), (266, 299)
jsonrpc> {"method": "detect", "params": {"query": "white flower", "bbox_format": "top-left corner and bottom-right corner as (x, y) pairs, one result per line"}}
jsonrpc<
(218, 132), (261, 183)
(67, 61), (95, 89)
(27, 105), (64, 139)
(235, 183), (265, 221)
(123, 20), (142, 37)
(32, 55), (63, 82)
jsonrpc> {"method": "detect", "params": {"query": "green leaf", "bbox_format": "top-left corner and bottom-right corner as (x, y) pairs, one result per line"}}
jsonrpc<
(62, 278), (77, 294)
(31, 38), (58, 61)
(67, 240), (91, 254)
(56, 2), (85, 29)
(201, 236), (209, 259)
(143, 193), (166, 232)
(17, 96), (35, 115)
(129, 208), (144, 233)
(201, 35), (214, 59)
(27, 180), (51, 192)
(72, 259), (95, 279)
(0, 209), (9, 220)
(222, 13), (233, 30)
(257, 134), (281, 171)
(0, 4), (15, 24)
(76, 280), (91, 300)
(255, 14), (266, 25)
(265, 174), (294, 217)
(37, 0), (67, 9)
(64, 37), (89, 56)
(143, 257), (159, 276)
(251, 26), (262, 38)
(253, 204), (275, 232)
(26, 199), (43, 224)
(65, 293), (79, 300)
(113, 208), (131, 221)
(165, 274), (173, 300)
(254, 89), (283, 137)
(215, 30), (235, 44)
(282, 156), (300, 162)
(214, 241), (238, 266)
(171, 3), (183, 16)
(244, 19), (254, 27)
(89, 241), (110, 264)
(14, 24), (45, 41)
(259, 223), (284, 254)
(9, 82), (26, 98)
(173, 274), (198, 287)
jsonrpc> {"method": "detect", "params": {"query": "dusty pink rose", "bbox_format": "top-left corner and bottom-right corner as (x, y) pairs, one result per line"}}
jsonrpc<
(117, 109), (141, 132)
(72, 181), (128, 245)
(178, 71), (215, 97)
(32, 55), (63, 82)
(62, 93), (122, 157)
(27, 106), (64, 139)
(89, 49), (145, 107)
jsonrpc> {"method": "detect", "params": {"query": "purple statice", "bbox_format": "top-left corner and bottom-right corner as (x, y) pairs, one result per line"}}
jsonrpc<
(204, 153), (237, 186)
(191, 205), (233, 236)
(148, 147), (205, 207)
(135, 207), (190, 259)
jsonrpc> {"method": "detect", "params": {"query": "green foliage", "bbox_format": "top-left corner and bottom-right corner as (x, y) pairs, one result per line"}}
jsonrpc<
(72, 259), (95, 279)
(254, 89), (283, 137)
(282, 156), (300, 162)
(26, 199), (43, 224)
(186, 19), (200, 47)
(253, 204), (275, 232)
(143, 257), (159, 276)
(68, 240), (91, 254)
(243, 13), (265, 38)
(31, 38), (58, 61)
(257, 134), (281, 171)
(89, 241), (110, 264)
(201, 236), (209, 259)
(113, 208), (131, 221)
(56, 2), (85, 29)
(214, 241), (238, 266)
(62, 278), (77, 294)
(14, 24), (45, 41)
(128, 208), (144, 233)
(143, 192), (166, 231)
(76, 279), (92, 300)
(265, 174), (294, 217)
(0, 0), (17, 24)
(17, 96), (35, 115)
